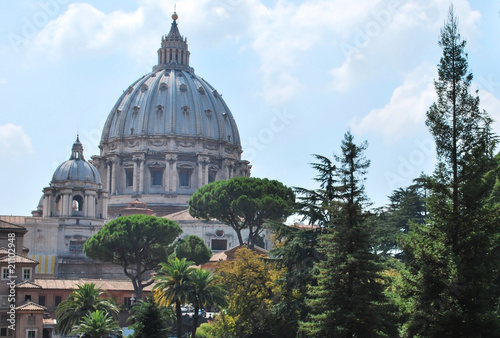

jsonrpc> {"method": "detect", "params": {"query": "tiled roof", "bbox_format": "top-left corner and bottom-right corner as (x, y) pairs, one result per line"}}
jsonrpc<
(0, 252), (39, 264)
(43, 318), (57, 325)
(0, 219), (26, 231)
(210, 251), (227, 262)
(15, 302), (47, 311)
(209, 245), (268, 262)
(164, 209), (198, 221)
(16, 280), (42, 289)
(34, 278), (154, 292)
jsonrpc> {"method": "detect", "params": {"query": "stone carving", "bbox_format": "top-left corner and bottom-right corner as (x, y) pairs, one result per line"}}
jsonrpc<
(177, 140), (195, 148)
(127, 140), (139, 148)
(148, 140), (167, 147)
(203, 142), (219, 150)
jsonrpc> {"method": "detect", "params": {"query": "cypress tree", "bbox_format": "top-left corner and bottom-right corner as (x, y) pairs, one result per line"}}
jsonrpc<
(300, 131), (393, 337)
(400, 6), (500, 336)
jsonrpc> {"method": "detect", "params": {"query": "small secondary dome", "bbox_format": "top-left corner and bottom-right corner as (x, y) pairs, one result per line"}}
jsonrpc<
(52, 136), (101, 184)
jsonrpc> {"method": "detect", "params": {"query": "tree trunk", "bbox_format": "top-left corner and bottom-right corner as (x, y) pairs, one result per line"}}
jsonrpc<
(176, 300), (183, 338)
(192, 301), (200, 338)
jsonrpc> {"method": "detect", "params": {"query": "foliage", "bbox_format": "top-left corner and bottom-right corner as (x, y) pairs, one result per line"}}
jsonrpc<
(70, 309), (122, 338)
(55, 282), (119, 335)
(213, 247), (283, 337)
(196, 322), (217, 338)
(294, 154), (337, 227)
(400, 6), (500, 336)
(299, 131), (395, 337)
(371, 178), (428, 259)
(189, 176), (295, 249)
(153, 256), (195, 338)
(175, 235), (213, 265)
(269, 221), (322, 337)
(84, 214), (182, 299)
(189, 268), (228, 338)
(128, 296), (174, 338)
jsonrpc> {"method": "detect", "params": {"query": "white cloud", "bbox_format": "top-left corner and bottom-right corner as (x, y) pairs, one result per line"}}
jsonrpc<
(0, 124), (34, 155)
(350, 63), (436, 144)
(29, 3), (145, 60)
(21, 0), (483, 105)
(328, 0), (481, 93)
(248, 0), (379, 105)
(478, 89), (500, 135)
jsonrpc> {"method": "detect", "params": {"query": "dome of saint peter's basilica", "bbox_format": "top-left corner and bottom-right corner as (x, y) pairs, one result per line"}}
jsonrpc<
(91, 12), (251, 216)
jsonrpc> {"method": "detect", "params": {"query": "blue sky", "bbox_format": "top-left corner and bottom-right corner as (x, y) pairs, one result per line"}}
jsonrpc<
(1, 0), (499, 216)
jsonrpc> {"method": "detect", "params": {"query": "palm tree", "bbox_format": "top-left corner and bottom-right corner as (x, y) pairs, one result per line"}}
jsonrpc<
(70, 310), (122, 337)
(56, 283), (119, 335)
(153, 256), (195, 338)
(189, 268), (227, 338)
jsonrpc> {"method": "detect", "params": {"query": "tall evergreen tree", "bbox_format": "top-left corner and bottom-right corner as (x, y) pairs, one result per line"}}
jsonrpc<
(295, 154), (338, 227)
(300, 131), (393, 337)
(400, 6), (500, 336)
(371, 178), (427, 259)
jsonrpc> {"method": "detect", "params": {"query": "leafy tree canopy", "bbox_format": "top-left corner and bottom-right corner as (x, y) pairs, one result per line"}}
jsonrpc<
(84, 214), (182, 299)
(175, 235), (213, 265)
(128, 296), (174, 338)
(214, 247), (283, 337)
(189, 177), (295, 249)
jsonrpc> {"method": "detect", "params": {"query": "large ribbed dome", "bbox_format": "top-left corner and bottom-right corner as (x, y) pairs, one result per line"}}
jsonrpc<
(100, 68), (240, 146)
(100, 12), (240, 147)
(92, 12), (250, 217)
(52, 136), (101, 184)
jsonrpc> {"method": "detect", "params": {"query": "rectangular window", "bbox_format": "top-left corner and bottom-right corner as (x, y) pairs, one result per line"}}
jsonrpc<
(123, 297), (134, 308)
(69, 241), (85, 254)
(55, 296), (62, 306)
(24, 295), (31, 302)
(22, 268), (31, 281)
(0, 327), (7, 337)
(26, 330), (36, 338)
(125, 168), (134, 187)
(1, 268), (8, 280)
(0, 297), (8, 308)
(211, 239), (227, 251)
(151, 169), (163, 186)
(179, 170), (191, 187)
(27, 315), (35, 325)
(208, 171), (217, 183)
(38, 296), (45, 306)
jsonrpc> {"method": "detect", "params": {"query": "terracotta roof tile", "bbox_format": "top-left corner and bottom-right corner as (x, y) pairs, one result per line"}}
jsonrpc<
(15, 302), (47, 311)
(0, 219), (26, 231)
(16, 280), (42, 289)
(34, 278), (154, 292)
(0, 252), (39, 264)
(43, 318), (57, 325)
